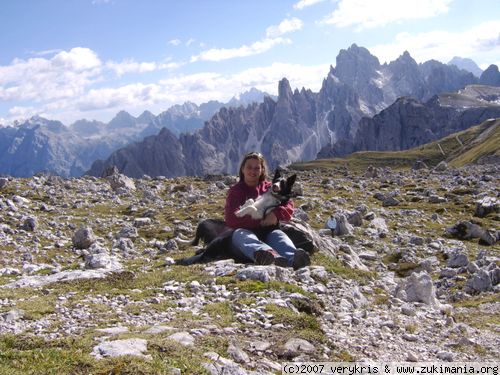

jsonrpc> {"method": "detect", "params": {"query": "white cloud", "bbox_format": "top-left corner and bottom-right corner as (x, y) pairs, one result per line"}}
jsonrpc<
(0, 48), (102, 102)
(191, 17), (304, 63)
(186, 38), (196, 47)
(2, 58), (330, 124)
(52, 47), (101, 71)
(266, 17), (304, 38)
(158, 62), (329, 104)
(7, 106), (39, 120)
(168, 39), (182, 46)
(76, 83), (163, 112)
(30, 49), (63, 57)
(0, 46), (185, 109)
(294, 0), (327, 10)
(191, 37), (291, 62)
(106, 60), (158, 76)
(369, 20), (500, 66)
(321, 0), (453, 30)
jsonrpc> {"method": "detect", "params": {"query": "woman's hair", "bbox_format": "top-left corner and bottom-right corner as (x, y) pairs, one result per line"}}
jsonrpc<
(238, 152), (268, 182)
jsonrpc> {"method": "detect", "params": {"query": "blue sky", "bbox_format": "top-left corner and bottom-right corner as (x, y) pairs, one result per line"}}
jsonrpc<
(1, 0), (499, 125)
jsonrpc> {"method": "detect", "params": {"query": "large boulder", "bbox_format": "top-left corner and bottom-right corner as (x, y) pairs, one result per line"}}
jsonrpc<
(72, 226), (96, 249)
(394, 271), (441, 307)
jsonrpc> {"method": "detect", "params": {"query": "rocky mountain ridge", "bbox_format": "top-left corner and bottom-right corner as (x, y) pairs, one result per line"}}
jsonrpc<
(319, 85), (500, 157)
(0, 89), (271, 177)
(89, 45), (500, 178)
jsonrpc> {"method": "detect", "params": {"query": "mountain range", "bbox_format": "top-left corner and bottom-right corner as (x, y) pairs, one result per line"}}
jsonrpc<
(87, 44), (500, 178)
(0, 89), (271, 177)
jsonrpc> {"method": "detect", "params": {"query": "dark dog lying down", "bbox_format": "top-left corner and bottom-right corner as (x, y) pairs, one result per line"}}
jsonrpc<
(176, 219), (314, 265)
(176, 219), (240, 265)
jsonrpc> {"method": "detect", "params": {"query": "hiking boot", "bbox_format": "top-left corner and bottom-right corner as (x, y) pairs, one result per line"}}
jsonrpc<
(254, 249), (275, 265)
(292, 248), (311, 270)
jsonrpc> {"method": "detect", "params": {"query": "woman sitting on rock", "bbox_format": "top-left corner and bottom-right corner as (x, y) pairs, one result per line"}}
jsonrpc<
(224, 152), (310, 269)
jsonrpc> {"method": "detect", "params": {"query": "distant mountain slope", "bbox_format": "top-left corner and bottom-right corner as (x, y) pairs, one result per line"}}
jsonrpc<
(291, 118), (500, 171)
(0, 117), (136, 177)
(448, 57), (483, 78)
(87, 127), (186, 178)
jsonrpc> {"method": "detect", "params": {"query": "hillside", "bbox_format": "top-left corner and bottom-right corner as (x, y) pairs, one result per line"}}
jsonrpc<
(0, 160), (498, 373)
(292, 118), (500, 171)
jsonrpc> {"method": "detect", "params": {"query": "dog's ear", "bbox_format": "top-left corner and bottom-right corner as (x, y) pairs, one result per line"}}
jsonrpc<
(281, 174), (297, 196)
(272, 169), (281, 182)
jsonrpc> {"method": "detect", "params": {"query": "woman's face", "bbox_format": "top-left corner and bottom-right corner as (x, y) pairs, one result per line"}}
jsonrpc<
(242, 157), (262, 187)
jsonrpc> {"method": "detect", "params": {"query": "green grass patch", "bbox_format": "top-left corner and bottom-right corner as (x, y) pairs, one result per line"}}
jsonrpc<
(217, 277), (312, 297)
(14, 296), (57, 320)
(147, 338), (210, 374)
(452, 294), (499, 309)
(372, 287), (390, 306)
(201, 301), (235, 326)
(313, 252), (376, 283)
(265, 304), (326, 344)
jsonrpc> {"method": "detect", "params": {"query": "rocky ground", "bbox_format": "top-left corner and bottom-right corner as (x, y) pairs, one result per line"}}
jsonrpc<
(0, 163), (498, 374)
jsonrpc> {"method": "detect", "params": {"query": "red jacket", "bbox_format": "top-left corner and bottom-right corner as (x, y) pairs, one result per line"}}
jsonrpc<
(224, 180), (294, 230)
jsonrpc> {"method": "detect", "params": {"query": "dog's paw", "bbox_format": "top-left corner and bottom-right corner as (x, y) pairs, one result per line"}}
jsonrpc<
(241, 199), (254, 208)
(248, 210), (263, 220)
(235, 208), (250, 217)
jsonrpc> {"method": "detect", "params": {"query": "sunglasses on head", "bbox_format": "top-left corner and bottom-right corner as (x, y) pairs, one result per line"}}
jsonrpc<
(244, 152), (263, 158)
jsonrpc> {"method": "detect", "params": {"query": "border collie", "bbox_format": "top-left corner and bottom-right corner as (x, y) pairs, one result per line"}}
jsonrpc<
(236, 170), (297, 219)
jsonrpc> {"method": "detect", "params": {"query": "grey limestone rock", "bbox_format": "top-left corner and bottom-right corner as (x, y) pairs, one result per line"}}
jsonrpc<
(72, 226), (96, 249)
(394, 271), (441, 307)
(92, 338), (150, 359)
(167, 331), (195, 347)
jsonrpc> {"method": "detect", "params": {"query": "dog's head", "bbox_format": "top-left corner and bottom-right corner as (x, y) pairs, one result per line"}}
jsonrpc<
(270, 169), (297, 202)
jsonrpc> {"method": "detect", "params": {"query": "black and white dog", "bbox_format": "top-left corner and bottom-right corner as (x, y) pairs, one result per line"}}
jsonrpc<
(176, 169), (297, 265)
(235, 171), (296, 219)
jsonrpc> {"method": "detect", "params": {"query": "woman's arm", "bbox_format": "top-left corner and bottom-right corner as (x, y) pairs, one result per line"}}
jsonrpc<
(261, 199), (294, 226)
(224, 186), (261, 229)
(273, 199), (294, 222)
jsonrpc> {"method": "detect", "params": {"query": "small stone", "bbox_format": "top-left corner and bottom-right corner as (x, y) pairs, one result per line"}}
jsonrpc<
(284, 338), (315, 353)
(168, 332), (195, 347)
(436, 351), (454, 361)
(406, 352), (419, 362)
(228, 342), (250, 363)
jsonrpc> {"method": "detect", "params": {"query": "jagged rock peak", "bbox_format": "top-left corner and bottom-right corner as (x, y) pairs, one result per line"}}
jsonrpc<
(333, 44), (381, 86)
(22, 116), (67, 132)
(136, 110), (155, 124)
(112, 110), (135, 121)
(107, 110), (136, 129)
(395, 51), (416, 64)
(278, 78), (293, 100)
(479, 65), (500, 86)
(335, 44), (380, 70)
(387, 50), (421, 79)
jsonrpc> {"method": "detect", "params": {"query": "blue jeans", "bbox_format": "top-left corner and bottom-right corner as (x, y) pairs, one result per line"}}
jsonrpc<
(231, 228), (297, 266)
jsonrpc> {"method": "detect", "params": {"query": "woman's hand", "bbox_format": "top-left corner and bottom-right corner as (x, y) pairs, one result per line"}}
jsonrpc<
(261, 211), (278, 226)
